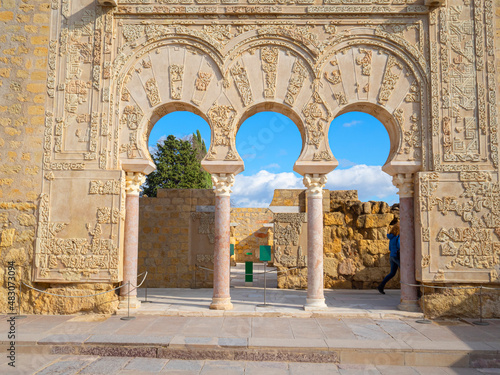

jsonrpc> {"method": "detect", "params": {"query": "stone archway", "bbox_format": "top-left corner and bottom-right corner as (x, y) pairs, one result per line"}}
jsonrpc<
(14, 0), (498, 315)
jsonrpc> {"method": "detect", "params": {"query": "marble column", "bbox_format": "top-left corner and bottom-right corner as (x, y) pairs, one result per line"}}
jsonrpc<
(210, 173), (235, 310)
(119, 172), (146, 309)
(393, 173), (419, 312)
(303, 174), (328, 311)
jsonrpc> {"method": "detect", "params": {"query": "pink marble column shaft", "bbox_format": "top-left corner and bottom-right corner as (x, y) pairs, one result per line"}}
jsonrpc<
(399, 196), (419, 309)
(307, 194), (325, 303)
(211, 194), (232, 307)
(210, 173), (234, 310)
(121, 193), (139, 300)
(303, 174), (327, 310)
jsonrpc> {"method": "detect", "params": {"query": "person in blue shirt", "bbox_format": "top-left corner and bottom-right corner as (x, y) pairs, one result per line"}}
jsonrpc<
(377, 223), (400, 295)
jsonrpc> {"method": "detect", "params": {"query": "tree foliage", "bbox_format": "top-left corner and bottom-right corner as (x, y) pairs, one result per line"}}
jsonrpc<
(143, 130), (212, 197)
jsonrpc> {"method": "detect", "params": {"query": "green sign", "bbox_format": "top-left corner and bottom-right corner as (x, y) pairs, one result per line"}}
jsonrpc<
(230, 244), (234, 256)
(260, 245), (272, 261)
(245, 261), (253, 282)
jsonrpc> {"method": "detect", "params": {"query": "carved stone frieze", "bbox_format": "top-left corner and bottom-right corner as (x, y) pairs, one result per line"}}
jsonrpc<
(230, 61), (253, 106)
(207, 103), (236, 148)
(284, 59), (307, 106)
(302, 92), (331, 149)
(145, 78), (161, 106)
(169, 64), (184, 100)
(261, 46), (279, 98)
(378, 55), (403, 105)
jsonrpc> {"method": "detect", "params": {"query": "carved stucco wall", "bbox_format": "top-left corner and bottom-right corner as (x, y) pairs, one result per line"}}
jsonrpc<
(0, 0), (497, 314)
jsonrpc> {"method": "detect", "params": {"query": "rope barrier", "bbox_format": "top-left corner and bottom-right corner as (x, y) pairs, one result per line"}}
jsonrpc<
(21, 271), (150, 299)
(21, 281), (126, 298)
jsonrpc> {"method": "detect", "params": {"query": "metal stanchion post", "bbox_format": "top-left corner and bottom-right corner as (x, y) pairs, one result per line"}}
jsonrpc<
(142, 271), (152, 304)
(15, 278), (27, 319)
(229, 256), (234, 288)
(191, 265), (199, 289)
(416, 284), (431, 324)
(257, 262), (271, 308)
(473, 286), (489, 326)
(121, 281), (135, 321)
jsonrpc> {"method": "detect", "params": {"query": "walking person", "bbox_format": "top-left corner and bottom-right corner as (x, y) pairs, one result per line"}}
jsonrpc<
(377, 223), (400, 295)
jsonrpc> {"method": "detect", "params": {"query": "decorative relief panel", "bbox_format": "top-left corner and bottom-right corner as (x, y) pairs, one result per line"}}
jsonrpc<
(169, 65), (184, 100)
(273, 213), (307, 268)
(189, 212), (215, 266)
(34, 170), (124, 283)
(284, 59), (308, 106)
(433, 0), (495, 170)
(230, 61), (253, 106)
(416, 171), (500, 283)
(261, 47), (279, 99)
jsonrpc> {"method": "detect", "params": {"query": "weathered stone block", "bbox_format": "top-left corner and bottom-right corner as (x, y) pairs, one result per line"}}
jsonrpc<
(323, 258), (338, 278)
(324, 212), (345, 226)
(338, 258), (356, 276)
(357, 214), (394, 228)
(324, 238), (342, 255)
(0, 228), (15, 247)
(359, 240), (389, 255)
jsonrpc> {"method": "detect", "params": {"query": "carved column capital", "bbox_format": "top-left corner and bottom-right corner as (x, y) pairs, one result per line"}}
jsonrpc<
(303, 173), (327, 198)
(212, 173), (235, 197)
(392, 173), (414, 198)
(125, 172), (146, 195)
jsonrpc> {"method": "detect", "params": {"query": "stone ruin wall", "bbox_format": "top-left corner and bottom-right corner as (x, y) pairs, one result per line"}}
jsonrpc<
(139, 189), (215, 288)
(138, 188), (402, 292)
(230, 208), (273, 264)
(138, 190), (274, 287)
(272, 189), (401, 290)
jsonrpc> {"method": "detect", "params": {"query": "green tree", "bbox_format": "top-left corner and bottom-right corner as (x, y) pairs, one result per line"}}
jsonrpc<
(143, 131), (212, 197)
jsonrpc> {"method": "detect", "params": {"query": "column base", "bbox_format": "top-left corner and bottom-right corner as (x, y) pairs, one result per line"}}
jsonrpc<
(118, 295), (141, 310)
(398, 299), (420, 312)
(210, 297), (233, 310)
(304, 298), (327, 311)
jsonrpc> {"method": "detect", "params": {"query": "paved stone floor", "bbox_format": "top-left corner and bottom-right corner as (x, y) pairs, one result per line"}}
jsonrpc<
(2, 268), (498, 373)
(133, 264), (421, 318)
(3, 355), (500, 375)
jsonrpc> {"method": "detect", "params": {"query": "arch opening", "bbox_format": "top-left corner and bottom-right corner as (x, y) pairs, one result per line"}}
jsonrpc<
(328, 110), (398, 204)
(143, 108), (212, 197)
(233, 110), (303, 208)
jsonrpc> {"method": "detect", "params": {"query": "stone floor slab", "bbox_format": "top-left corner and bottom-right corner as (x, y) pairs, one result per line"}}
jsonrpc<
(78, 357), (131, 374)
(124, 357), (169, 372)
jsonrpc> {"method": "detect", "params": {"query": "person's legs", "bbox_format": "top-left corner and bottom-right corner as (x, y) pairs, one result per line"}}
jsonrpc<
(378, 256), (399, 294)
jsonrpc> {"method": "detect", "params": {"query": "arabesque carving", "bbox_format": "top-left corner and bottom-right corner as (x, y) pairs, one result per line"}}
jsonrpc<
(230, 61), (253, 106)
(169, 64), (184, 100)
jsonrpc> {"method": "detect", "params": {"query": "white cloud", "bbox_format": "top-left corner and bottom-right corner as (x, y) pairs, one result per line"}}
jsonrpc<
(232, 170), (302, 207)
(326, 165), (397, 202)
(342, 120), (362, 127)
(231, 165), (398, 207)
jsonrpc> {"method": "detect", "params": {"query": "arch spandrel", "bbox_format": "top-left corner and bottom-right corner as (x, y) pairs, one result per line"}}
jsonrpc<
(317, 41), (428, 174)
(116, 42), (224, 166)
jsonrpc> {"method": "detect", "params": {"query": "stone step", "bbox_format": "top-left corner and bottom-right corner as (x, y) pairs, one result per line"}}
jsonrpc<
(7, 354), (498, 375)
(3, 339), (499, 368)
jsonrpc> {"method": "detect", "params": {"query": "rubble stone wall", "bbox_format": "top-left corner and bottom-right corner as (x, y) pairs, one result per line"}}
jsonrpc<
(139, 189), (214, 288)
(272, 189), (401, 290)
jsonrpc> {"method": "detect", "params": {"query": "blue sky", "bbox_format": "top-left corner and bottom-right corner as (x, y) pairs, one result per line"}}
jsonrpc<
(148, 111), (398, 207)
